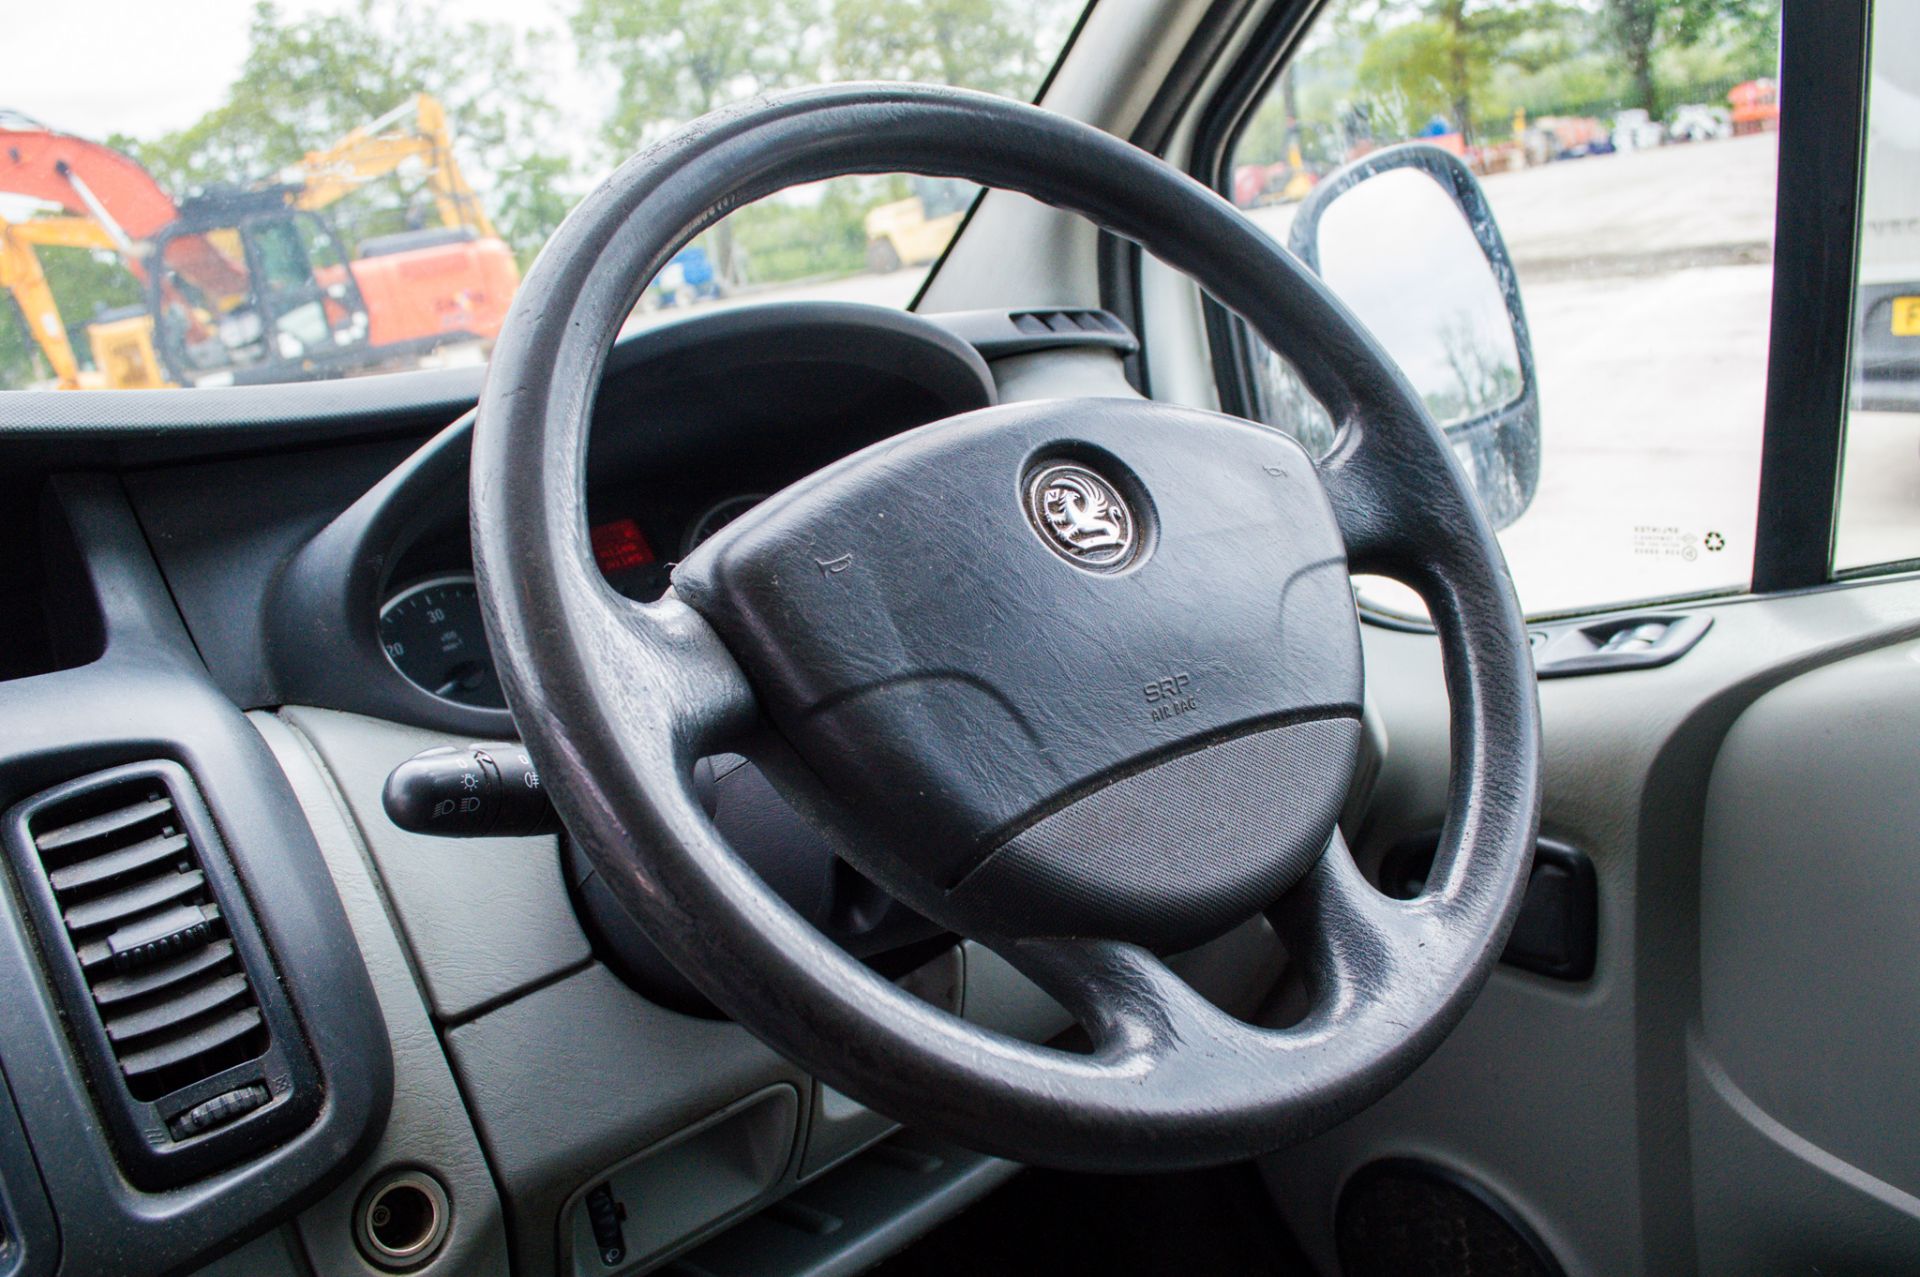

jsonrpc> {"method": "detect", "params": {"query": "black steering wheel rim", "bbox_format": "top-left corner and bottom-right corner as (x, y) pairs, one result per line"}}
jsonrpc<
(470, 83), (1542, 1171)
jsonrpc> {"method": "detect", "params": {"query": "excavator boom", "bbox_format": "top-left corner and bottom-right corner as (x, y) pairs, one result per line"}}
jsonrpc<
(0, 214), (163, 389)
(0, 112), (248, 297)
(288, 94), (498, 239)
(0, 217), (89, 387)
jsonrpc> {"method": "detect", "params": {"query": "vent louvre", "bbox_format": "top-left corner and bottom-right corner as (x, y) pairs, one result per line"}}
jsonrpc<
(27, 778), (267, 1102)
(1009, 308), (1128, 339)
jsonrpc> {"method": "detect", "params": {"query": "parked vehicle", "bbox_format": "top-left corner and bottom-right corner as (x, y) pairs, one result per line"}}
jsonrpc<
(1668, 102), (1733, 142)
(1612, 107), (1665, 151)
(1852, 0), (1920, 411)
(642, 245), (724, 310)
(1730, 77), (1782, 134)
(862, 176), (972, 272)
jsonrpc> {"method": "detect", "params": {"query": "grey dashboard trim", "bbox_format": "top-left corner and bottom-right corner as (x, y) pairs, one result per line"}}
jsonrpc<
(0, 304), (1134, 468)
(0, 476), (391, 1275)
(280, 706), (592, 1025)
(249, 711), (510, 1277)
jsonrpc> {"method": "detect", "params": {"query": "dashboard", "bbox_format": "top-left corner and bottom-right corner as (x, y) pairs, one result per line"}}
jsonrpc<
(120, 302), (1030, 740)
(0, 298), (1165, 1277)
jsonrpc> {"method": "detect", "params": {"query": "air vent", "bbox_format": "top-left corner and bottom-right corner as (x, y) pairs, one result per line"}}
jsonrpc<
(934, 307), (1140, 359)
(26, 778), (265, 1100)
(4, 760), (320, 1189)
(1010, 308), (1132, 340)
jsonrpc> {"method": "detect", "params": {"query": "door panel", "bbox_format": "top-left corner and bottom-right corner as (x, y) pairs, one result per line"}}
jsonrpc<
(1263, 578), (1920, 1275)
(1691, 637), (1920, 1270)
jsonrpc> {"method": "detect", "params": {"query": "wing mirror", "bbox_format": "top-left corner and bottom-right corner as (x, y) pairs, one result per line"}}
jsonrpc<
(1282, 143), (1540, 529)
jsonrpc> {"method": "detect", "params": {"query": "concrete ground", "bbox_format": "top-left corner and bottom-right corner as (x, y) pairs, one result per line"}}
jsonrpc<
(633, 132), (1918, 613)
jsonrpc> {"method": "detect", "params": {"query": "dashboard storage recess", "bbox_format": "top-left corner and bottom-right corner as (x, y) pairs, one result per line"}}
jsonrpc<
(2, 759), (321, 1189)
(560, 1085), (800, 1276)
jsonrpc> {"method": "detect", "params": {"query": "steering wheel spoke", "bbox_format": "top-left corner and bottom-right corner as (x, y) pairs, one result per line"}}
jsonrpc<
(600, 590), (762, 757)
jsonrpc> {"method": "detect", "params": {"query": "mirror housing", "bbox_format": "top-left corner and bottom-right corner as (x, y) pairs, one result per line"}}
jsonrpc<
(1286, 143), (1540, 529)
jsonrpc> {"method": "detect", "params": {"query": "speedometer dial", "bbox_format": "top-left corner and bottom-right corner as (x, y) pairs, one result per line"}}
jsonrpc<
(378, 575), (506, 709)
(684, 494), (768, 556)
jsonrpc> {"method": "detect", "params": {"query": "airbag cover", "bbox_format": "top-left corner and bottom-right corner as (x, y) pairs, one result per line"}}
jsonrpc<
(675, 397), (1361, 939)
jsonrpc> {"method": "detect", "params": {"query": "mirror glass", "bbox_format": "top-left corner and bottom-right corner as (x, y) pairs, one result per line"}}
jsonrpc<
(1315, 167), (1522, 427)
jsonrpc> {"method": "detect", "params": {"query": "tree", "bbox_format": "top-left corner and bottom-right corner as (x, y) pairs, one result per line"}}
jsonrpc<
(1601, 0), (1777, 114)
(829, 0), (1055, 96)
(571, 0), (811, 280)
(126, 0), (570, 263)
(1601, 0), (1662, 114)
(572, 0), (809, 153)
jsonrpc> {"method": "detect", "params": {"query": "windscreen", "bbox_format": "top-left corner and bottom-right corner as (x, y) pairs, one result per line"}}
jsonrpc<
(1, 0), (1087, 391)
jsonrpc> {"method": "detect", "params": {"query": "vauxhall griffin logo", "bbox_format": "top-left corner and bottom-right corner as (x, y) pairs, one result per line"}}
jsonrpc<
(1024, 462), (1139, 572)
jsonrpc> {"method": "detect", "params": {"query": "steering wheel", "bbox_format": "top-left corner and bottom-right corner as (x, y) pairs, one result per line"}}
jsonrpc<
(470, 84), (1541, 1171)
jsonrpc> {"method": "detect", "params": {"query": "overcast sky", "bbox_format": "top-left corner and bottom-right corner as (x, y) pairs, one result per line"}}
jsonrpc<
(8, 0), (573, 141)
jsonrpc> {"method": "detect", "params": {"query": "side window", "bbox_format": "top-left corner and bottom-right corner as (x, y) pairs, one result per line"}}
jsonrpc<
(1227, 0), (1782, 616)
(1834, 0), (1920, 573)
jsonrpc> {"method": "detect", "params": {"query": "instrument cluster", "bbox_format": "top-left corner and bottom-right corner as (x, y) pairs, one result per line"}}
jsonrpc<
(375, 493), (767, 708)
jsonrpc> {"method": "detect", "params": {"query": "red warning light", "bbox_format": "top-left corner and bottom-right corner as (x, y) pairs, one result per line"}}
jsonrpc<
(590, 517), (655, 573)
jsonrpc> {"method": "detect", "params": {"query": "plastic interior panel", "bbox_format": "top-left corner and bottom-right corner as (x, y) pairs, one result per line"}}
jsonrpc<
(562, 1085), (800, 1276)
(279, 706), (590, 1023)
(0, 1066), (53, 1277)
(0, 475), (390, 1277)
(249, 712), (510, 1277)
(1265, 579), (1920, 1275)
(1531, 613), (1713, 679)
(443, 962), (811, 1277)
(665, 1133), (1019, 1277)
(1694, 637), (1920, 1266)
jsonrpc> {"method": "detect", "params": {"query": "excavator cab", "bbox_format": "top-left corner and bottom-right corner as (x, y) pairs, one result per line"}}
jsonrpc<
(147, 190), (372, 387)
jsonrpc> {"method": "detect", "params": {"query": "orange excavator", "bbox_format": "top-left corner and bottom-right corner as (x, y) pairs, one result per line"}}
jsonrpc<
(0, 95), (517, 389)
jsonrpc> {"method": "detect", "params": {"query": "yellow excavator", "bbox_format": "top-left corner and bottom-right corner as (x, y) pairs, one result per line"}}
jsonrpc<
(2, 94), (512, 390)
(0, 214), (166, 389)
(286, 94), (498, 239)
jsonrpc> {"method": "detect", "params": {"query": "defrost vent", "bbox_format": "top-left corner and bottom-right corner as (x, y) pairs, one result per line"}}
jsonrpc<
(1009, 309), (1134, 342)
(935, 306), (1139, 359)
(4, 761), (319, 1188)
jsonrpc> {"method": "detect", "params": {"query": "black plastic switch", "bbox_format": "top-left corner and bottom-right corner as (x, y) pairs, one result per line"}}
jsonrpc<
(382, 744), (563, 838)
(168, 1082), (270, 1140)
(584, 1182), (627, 1268)
(384, 746), (723, 839)
(1378, 834), (1596, 981)
(1501, 840), (1598, 981)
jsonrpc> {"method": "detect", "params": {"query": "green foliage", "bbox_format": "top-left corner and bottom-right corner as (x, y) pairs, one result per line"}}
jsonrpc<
(1600, 0), (1778, 112)
(831, 0), (1058, 96)
(40, 248), (144, 336)
(0, 304), (42, 389)
(1355, 19), (1459, 139)
(1239, 0), (1778, 174)
(572, 0), (807, 155)
(570, 0), (1068, 286)
(729, 178), (900, 281)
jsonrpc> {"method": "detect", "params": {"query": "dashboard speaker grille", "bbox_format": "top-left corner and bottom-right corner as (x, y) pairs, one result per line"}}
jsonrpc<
(1337, 1160), (1563, 1277)
(26, 775), (266, 1100)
